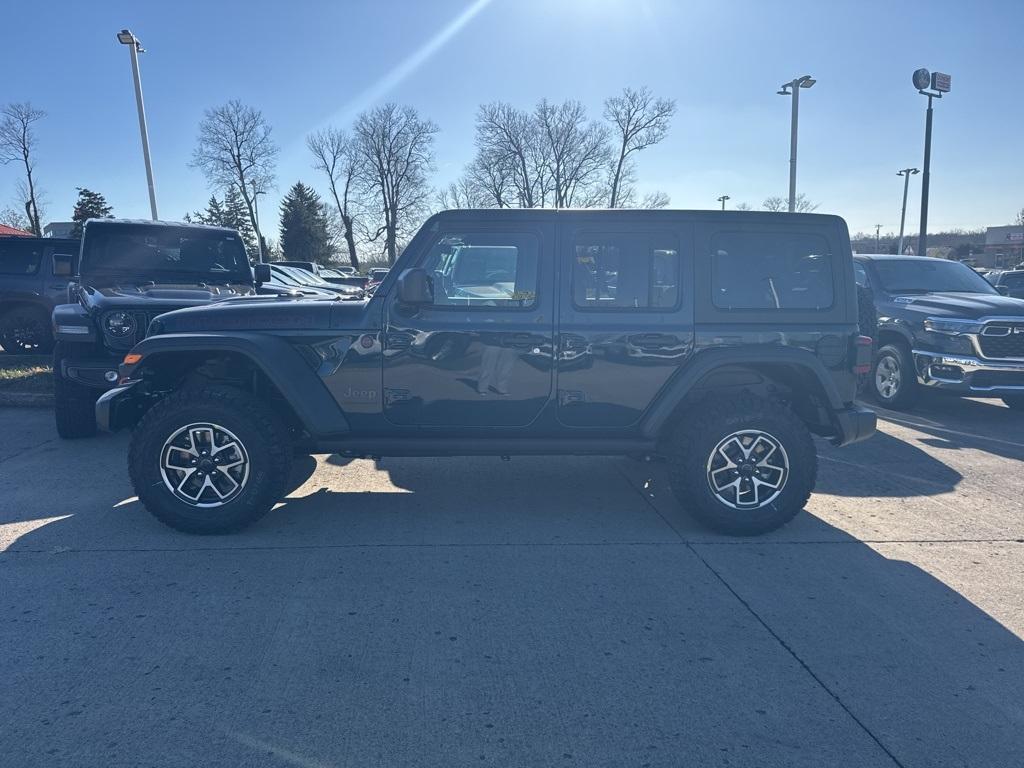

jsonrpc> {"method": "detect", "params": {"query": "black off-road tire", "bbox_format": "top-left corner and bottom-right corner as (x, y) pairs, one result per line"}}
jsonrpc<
(53, 347), (98, 439)
(0, 305), (54, 354)
(1002, 395), (1024, 411)
(128, 385), (293, 534)
(871, 343), (919, 410)
(666, 393), (817, 536)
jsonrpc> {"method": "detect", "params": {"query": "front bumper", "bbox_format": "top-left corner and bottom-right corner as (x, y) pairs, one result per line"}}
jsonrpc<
(60, 356), (123, 390)
(95, 381), (144, 432)
(913, 350), (1024, 395)
(831, 404), (877, 447)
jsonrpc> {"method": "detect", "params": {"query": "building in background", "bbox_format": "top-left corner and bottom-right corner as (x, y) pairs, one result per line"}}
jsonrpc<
(43, 221), (74, 238)
(982, 226), (1024, 268)
(0, 223), (33, 237)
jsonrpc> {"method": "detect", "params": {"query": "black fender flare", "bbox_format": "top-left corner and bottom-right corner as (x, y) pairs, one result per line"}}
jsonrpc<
(123, 332), (350, 436)
(874, 319), (916, 349)
(639, 345), (846, 439)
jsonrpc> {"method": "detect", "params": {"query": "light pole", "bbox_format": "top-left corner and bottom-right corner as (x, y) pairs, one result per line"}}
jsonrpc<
(777, 75), (815, 213)
(896, 168), (919, 254)
(117, 29), (158, 220)
(717, 195), (730, 210)
(875, 224), (883, 253)
(912, 68), (951, 258)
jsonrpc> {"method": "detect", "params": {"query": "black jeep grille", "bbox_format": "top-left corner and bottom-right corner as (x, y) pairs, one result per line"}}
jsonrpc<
(978, 326), (1024, 359)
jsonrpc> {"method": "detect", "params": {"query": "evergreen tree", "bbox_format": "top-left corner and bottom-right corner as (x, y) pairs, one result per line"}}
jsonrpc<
(279, 182), (332, 264)
(70, 188), (113, 238)
(187, 190), (257, 257)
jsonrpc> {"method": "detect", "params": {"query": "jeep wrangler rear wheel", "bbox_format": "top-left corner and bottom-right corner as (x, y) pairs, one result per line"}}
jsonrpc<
(129, 385), (293, 534)
(53, 346), (98, 439)
(0, 306), (53, 354)
(666, 393), (816, 536)
(871, 344), (918, 409)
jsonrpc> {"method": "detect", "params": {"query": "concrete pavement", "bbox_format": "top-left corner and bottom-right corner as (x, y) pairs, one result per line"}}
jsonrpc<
(1, 394), (1022, 767)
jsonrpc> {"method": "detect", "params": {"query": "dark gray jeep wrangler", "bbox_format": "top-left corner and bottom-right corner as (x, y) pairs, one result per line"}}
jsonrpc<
(98, 209), (876, 535)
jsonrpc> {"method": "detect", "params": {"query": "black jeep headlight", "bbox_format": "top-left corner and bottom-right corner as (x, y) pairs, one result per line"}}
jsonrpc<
(104, 311), (137, 337)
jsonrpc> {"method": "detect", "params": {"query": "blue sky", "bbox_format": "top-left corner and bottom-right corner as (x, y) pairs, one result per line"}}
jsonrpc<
(1, 0), (1020, 237)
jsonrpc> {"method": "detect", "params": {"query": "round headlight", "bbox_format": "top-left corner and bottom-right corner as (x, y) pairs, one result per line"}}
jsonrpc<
(104, 311), (136, 337)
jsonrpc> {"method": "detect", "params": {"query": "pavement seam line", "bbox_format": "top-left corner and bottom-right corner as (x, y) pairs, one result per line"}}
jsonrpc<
(684, 542), (907, 768)
(616, 464), (908, 768)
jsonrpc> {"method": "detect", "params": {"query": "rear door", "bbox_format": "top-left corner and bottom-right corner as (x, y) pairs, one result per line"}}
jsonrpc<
(555, 218), (694, 428)
(382, 220), (555, 427)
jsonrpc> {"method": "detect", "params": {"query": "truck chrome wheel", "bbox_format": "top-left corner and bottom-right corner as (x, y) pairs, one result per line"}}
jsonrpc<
(159, 423), (250, 508)
(706, 429), (789, 510)
(875, 355), (901, 399)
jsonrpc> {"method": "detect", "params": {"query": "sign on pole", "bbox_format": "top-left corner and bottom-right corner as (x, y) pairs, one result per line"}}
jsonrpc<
(931, 72), (952, 92)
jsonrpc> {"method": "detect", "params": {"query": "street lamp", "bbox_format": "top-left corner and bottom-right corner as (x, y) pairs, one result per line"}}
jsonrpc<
(896, 168), (920, 254)
(116, 29), (158, 220)
(912, 68), (951, 258)
(777, 74), (815, 213)
(717, 195), (730, 210)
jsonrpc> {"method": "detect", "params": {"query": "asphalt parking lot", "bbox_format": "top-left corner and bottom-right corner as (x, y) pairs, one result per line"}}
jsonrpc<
(1, 395), (1022, 767)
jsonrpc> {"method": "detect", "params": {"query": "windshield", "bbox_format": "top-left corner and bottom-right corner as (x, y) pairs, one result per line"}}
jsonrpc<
(873, 259), (998, 295)
(81, 225), (251, 282)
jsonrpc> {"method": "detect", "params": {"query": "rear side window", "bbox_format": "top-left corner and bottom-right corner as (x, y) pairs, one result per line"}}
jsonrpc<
(0, 241), (43, 275)
(854, 262), (869, 288)
(572, 233), (680, 310)
(711, 232), (833, 310)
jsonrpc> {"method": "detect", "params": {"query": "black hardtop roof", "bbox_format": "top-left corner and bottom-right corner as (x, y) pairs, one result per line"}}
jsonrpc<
(0, 235), (79, 245)
(83, 218), (239, 235)
(425, 208), (843, 225)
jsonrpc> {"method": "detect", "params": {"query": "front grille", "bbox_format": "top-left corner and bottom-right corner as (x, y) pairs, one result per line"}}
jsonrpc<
(978, 326), (1024, 359)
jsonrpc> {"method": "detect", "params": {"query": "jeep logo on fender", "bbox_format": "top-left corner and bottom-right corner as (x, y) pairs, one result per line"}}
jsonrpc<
(342, 387), (377, 401)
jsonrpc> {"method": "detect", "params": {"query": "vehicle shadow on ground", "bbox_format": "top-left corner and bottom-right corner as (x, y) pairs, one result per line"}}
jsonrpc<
(4, 454), (1024, 765)
(869, 392), (1024, 463)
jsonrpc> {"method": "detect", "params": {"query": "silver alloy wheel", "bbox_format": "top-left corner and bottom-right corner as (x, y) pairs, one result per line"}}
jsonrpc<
(159, 423), (250, 508)
(705, 429), (789, 510)
(875, 354), (901, 400)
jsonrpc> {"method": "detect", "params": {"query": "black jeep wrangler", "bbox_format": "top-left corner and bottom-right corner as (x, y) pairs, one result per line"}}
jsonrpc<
(0, 235), (80, 353)
(856, 254), (1024, 410)
(98, 210), (875, 536)
(51, 219), (261, 438)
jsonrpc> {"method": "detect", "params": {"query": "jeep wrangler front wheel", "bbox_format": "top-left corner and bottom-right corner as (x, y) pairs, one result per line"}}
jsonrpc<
(667, 394), (817, 536)
(128, 386), (293, 534)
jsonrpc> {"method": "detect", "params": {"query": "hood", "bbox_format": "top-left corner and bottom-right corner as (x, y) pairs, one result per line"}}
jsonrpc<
(151, 293), (348, 333)
(81, 281), (255, 311)
(888, 291), (1024, 320)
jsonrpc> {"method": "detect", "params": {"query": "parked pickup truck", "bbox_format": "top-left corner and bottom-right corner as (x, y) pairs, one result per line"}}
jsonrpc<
(98, 209), (875, 536)
(856, 254), (1024, 410)
(0, 235), (80, 353)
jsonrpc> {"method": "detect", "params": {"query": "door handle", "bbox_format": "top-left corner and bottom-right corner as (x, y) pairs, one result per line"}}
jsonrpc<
(502, 333), (545, 349)
(629, 333), (677, 346)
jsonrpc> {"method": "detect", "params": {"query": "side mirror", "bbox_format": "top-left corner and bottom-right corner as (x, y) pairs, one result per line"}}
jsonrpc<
(53, 252), (75, 277)
(997, 285), (1010, 296)
(253, 263), (272, 285)
(396, 268), (434, 305)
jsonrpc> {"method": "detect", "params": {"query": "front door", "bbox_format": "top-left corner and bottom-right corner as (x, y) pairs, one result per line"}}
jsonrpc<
(382, 223), (555, 427)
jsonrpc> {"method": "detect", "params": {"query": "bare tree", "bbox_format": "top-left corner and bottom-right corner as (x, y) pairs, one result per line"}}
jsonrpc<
(763, 194), (818, 213)
(0, 205), (31, 231)
(308, 127), (363, 269)
(639, 190), (671, 209)
(603, 88), (676, 208)
(734, 202), (752, 211)
(437, 175), (490, 210)
(475, 103), (549, 208)
(354, 104), (438, 265)
(1014, 208), (1024, 226)
(535, 99), (609, 208)
(0, 103), (46, 236)
(191, 100), (278, 258)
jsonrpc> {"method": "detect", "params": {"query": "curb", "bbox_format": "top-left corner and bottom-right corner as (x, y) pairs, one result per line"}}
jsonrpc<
(0, 392), (54, 408)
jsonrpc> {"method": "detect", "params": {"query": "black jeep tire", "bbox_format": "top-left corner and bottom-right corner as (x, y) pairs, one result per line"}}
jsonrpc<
(666, 393), (817, 536)
(128, 385), (293, 534)
(0, 305), (54, 354)
(53, 346), (98, 439)
(871, 343), (918, 410)
(1002, 395), (1024, 411)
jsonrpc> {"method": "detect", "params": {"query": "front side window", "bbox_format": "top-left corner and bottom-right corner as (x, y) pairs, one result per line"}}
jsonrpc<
(572, 234), (680, 310)
(711, 232), (833, 310)
(0, 242), (43, 275)
(421, 232), (538, 308)
(854, 261), (869, 288)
